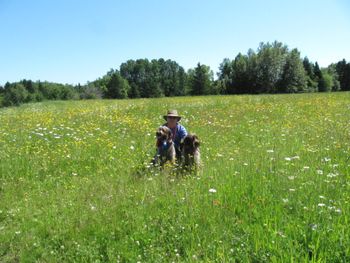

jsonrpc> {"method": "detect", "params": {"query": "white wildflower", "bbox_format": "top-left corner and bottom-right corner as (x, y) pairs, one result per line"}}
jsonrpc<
(310, 224), (318, 231)
(277, 231), (286, 238)
(209, 188), (217, 193)
(285, 156), (299, 161)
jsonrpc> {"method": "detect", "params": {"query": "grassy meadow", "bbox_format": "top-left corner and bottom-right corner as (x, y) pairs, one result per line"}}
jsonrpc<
(0, 92), (350, 262)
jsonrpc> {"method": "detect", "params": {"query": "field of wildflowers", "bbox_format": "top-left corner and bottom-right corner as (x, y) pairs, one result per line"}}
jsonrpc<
(0, 92), (349, 262)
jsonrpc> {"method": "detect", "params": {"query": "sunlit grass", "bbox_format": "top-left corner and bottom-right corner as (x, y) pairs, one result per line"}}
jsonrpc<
(0, 92), (349, 262)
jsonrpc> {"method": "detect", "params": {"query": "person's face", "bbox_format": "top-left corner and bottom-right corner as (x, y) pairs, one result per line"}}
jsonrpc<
(167, 116), (178, 128)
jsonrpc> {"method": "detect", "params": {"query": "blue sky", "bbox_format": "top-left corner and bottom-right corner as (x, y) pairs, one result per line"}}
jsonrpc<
(0, 0), (349, 85)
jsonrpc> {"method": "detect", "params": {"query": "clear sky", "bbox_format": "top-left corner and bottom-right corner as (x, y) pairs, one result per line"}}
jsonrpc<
(0, 0), (349, 86)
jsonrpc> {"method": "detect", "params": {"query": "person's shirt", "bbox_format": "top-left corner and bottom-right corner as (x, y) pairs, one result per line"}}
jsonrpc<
(164, 123), (187, 148)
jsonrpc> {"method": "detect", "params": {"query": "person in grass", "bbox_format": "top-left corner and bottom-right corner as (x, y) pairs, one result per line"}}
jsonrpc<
(162, 109), (187, 160)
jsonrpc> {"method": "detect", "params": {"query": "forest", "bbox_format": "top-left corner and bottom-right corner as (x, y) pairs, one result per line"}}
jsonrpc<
(1, 41), (349, 107)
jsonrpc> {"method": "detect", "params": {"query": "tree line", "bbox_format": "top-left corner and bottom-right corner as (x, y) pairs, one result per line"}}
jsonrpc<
(1, 41), (349, 107)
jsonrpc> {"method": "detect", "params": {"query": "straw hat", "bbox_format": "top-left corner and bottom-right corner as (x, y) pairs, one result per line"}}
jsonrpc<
(163, 110), (181, 121)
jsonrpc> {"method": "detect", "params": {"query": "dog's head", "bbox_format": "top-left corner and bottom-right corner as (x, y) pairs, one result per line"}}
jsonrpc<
(156, 126), (172, 147)
(182, 134), (200, 154)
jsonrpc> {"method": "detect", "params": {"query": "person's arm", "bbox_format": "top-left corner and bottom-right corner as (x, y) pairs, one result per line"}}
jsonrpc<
(179, 125), (187, 140)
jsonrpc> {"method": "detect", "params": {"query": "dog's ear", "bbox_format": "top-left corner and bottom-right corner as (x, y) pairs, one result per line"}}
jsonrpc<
(180, 137), (186, 150)
(193, 135), (200, 147)
(167, 128), (173, 142)
(156, 126), (163, 136)
(183, 135), (190, 145)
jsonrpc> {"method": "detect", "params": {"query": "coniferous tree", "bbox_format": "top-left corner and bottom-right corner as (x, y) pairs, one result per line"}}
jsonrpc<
(303, 57), (318, 91)
(313, 62), (327, 92)
(105, 71), (130, 99)
(336, 59), (350, 91)
(188, 63), (213, 95)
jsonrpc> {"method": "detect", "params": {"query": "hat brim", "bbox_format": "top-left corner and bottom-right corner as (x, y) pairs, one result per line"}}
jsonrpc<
(163, 115), (181, 121)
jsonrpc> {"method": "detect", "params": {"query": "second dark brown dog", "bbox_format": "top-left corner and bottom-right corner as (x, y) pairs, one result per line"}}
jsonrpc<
(181, 134), (201, 169)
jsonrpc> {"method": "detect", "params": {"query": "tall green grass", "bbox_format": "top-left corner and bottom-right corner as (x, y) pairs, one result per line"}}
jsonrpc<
(0, 92), (349, 262)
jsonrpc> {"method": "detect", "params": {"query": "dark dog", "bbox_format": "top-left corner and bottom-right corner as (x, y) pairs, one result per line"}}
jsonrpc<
(181, 134), (201, 169)
(152, 126), (176, 166)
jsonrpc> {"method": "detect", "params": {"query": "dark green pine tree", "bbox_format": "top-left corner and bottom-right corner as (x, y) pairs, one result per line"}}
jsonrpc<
(106, 72), (130, 99)
(189, 63), (212, 95)
(302, 57), (318, 91)
(314, 62), (331, 92)
(303, 57), (315, 80)
(314, 62), (322, 80)
(336, 59), (350, 91)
